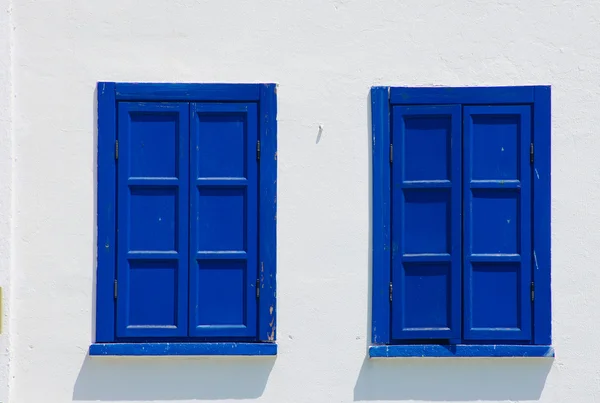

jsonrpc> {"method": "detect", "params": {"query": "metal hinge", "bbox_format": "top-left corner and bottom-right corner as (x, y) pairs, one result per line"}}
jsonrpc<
(530, 282), (535, 302)
(114, 279), (118, 299)
(115, 140), (119, 160)
(256, 140), (261, 161)
(530, 143), (534, 164)
(389, 144), (394, 164)
(256, 279), (260, 298)
(389, 282), (393, 302)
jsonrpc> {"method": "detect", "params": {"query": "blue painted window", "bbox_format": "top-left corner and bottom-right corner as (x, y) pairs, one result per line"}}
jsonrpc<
(95, 83), (277, 351)
(371, 87), (551, 353)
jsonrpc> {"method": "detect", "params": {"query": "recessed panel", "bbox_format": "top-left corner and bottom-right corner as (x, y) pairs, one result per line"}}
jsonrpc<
(128, 112), (179, 178)
(470, 263), (521, 329)
(471, 190), (519, 254)
(402, 264), (451, 329)
(403, 116), (451, 181)
(471, 115), (520, 180)
(128, 260), (178, 327)
(403, 190), (450, 254)
(129, 188), (178, 251)
(195, 260), (246, 326)
(196, 188), (245, 251)
(195, 112), (247, 178)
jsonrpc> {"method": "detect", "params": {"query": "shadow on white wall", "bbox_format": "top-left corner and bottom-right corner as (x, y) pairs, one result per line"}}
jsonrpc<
(72, 356), (275, 400)
(353, 357), (552, 401)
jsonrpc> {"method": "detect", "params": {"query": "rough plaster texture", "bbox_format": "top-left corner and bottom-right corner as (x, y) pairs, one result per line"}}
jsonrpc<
(5, 0), (600, 402)
(0, 0), (14, 402)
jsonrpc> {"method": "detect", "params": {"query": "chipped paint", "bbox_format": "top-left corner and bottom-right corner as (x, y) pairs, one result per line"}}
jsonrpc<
(369, 344), (554, 358)
(89, 342), (277, 356)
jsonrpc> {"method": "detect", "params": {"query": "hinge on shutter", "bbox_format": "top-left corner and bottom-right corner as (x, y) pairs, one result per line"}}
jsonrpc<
(530, 143), (534, 164)
(389, 144), (393, 164)
(530, 282), (535, 302)
(256, 279), (260, 298)
(256, 140), (261, 161)
(389, 282), (393, 302)
(114, 279), (118, 299)
(115, 140), (119, 160)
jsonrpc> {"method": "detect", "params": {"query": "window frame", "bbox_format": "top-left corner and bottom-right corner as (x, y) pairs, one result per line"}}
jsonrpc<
(94, 83), (277, 355)
(370, 86), (551, 357)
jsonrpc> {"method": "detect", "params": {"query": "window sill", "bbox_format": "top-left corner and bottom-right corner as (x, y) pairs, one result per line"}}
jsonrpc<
(89, 342), (277, 356)
(369, 344), (554, 358)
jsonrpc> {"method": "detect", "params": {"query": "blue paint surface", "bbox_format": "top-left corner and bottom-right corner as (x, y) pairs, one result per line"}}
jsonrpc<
(371, 87), (391, 344)
(258, 84), (278, 341)
(116, 102), (190, 338)
(532, 86), (552, 345)
(189, 102), (258, 338)
(372, 86), (552, 347)
(390, 86), (535, 105)
(369, 344), (554, 358)
(90, 342), (277, 356)
(96, 82), (117, 343)
(390, 105), (461, 340)
(96, 83), (277, 347)
(115, 83), (261, 101)
(463, 105), (532, 342)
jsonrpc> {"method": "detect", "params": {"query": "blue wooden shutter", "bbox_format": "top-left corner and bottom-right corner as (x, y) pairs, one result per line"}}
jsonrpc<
(189, 103), (258, 338)
(391, 105), (461, 340)
(116, 102), (190, 338)
(463, 105), (532, 341)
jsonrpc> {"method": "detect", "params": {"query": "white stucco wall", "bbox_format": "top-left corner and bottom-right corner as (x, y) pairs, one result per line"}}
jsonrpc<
(4, 0), (600, 402)
(0, 0), (14, 401)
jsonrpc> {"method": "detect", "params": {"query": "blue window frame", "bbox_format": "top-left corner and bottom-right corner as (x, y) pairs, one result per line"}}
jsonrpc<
(370, 86), (553, 358)
(92, 83), (277, 356)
